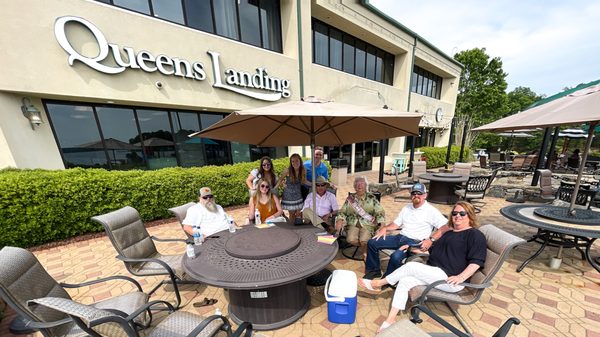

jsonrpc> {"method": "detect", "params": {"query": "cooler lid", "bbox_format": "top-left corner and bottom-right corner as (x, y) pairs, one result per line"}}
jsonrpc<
(328, 269), (357, 298)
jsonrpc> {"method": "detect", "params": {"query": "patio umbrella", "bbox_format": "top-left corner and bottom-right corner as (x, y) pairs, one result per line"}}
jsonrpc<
(78, 138), (140, 160)
(473, 83), (600, 213)
(189, 96), (422, 225)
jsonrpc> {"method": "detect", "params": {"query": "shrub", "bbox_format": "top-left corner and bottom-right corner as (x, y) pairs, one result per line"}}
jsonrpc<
(0, 157), (316, 248)
(419, 146), (473, 169)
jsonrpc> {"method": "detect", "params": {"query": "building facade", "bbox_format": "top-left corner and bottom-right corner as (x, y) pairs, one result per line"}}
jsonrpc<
(0, 0), (461, 172)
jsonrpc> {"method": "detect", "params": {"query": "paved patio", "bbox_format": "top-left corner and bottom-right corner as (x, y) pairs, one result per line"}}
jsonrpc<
(1, 169), (600, 337)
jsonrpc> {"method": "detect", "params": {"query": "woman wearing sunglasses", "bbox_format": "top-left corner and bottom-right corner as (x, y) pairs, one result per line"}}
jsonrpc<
(358, 201), (487, 332)
(248, 178), (283, 224)
(245, 156), (277, 197)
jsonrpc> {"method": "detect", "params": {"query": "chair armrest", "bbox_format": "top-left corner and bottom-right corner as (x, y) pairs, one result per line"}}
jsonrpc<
(230, 321), (253, 337)
(60, 275), (143, 292)
(416, 280), (492, 304)
(185, 315), (233, 337)
(124, 300), (175, 322)
(492, 317), (521, 337)
(410, 304), (470, 337)
(406, 253), (429, 263)
(151, 236), (187, 243)
(116, 255), (177, 278)
(22, 317), (73, 330)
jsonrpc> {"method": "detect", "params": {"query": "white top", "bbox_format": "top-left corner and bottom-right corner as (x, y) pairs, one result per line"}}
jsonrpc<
(302, 191), (339, 217)
(393, 202), (447, 240)
(182, 203), (229, 237)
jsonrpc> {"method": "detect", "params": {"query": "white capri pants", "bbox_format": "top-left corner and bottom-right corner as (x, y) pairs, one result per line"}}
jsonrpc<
(385, 261), (464, 310)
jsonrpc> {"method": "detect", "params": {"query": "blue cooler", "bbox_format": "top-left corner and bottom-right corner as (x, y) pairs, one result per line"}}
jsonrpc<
(324, 269), (357, 324)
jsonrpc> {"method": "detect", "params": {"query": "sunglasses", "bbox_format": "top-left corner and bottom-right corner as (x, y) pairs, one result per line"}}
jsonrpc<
(262, 163), (271, 167)
(410, 191), (423, 196)
(316, 183), (327, 187)
(451, 211), (467, 217)
(201, 195), (214, 200)
(260, 184), (270, 188)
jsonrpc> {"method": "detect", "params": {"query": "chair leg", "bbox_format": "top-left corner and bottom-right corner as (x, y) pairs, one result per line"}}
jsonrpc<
(148, 275), (184, 310)
(444, 302), (472, 336)
(342, 245), (363, 261)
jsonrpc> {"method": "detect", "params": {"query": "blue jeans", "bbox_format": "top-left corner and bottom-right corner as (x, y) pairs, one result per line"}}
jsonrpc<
(365, 234), (420, 278)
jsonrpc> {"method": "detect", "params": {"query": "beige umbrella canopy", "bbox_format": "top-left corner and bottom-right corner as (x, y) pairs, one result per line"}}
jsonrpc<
(190, 97), (422, 224)
(473, 84), (600, 213)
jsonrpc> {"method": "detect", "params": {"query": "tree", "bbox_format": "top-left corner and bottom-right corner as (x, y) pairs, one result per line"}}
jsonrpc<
(506, 86), (543, 115)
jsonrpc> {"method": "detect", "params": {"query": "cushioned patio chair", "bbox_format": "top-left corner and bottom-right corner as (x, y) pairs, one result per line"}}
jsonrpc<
(167, 202), (196, 240)
(0, 246), (155, 337)
(91, 206), (197, 309)
(506, 155), (526, 171)
(28, 297), (253, 337)
(376, 304), (519, 337)
(410, 161), (427, 184)
(537, 169), (556, 201)
(454, 169), (498, 213)
(451, 162), (472, 176)
(408, 224), (525, 335)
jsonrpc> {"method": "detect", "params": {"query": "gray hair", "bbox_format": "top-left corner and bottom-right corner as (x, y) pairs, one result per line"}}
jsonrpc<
(353, 176), (368, 189)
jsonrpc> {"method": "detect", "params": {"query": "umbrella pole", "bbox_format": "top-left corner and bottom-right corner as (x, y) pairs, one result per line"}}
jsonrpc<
(568, 122), (598, 214)
(310, 137), (318, 228)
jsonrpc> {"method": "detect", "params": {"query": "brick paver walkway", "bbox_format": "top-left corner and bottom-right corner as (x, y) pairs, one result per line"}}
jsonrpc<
(1, 169), (599, 337)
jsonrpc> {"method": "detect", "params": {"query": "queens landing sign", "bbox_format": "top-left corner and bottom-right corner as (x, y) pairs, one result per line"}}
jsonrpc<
(53, 16), (291, 101)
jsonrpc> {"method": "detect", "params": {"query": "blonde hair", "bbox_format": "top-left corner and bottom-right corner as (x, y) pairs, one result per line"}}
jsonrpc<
(448, 201), (480, 229)
(253, 178), (275, 212)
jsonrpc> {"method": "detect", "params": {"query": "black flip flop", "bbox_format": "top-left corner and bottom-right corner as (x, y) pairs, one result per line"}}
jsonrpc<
(193, 297), (218, 307)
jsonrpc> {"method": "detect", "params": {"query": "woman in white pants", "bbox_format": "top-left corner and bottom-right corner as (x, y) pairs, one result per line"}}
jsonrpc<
(358, 201), (487, 332)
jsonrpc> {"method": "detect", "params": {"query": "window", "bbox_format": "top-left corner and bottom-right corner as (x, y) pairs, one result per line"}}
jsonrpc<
(311, 18), (394, 85)
(411, 65), (442, 99)
(99, 0), (282, 52)
(45, 101), (287, 170)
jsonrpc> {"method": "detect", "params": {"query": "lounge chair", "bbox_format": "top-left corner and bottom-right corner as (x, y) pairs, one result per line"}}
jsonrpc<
(91, 206), (197, 309)
(29, 296), (253, 337)
(408, 224), (525, 335)
(0, 246), (156, 337)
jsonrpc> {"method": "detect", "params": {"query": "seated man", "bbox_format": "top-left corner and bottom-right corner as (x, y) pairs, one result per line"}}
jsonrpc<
(182, 187), (232, 238)
(364, 183), (449, 279)
(302, 176), (339, 234)
(335, 176), (386, 258)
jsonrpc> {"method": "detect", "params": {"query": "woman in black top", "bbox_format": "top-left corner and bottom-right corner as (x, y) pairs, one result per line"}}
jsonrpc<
(358, 201), (487, 332)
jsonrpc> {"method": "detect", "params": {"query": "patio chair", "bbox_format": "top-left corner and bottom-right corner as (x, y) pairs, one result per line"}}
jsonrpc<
(451, 162), (472, 176)
(376, 305), (520, 337)
(167, 201), (196, 240)
(453, 170), (497, 213)
(410, 161), (427, 184)
(520, 154), (538, 172)
(28, 297), (253, 337)
(91, 206), (196, 309)
(0, 246), (156, 337)
(552, 186), (596, 209)
(506, 155), (526, 171)
(408, 224), (525, 335)
(537, 169), (555, 201)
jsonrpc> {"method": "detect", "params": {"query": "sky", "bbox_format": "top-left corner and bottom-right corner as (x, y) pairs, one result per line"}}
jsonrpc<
(369, 0), (600, 97)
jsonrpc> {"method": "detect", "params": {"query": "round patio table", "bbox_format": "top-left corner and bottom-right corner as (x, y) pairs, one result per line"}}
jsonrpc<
(500, 204), (600, 273)
(419, 172), (469, 204)
(182, 222), (338, 330)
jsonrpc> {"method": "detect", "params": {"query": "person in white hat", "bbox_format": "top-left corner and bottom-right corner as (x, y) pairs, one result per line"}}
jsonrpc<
(182, 187), (232, 238)
(301, 176), (338, 233)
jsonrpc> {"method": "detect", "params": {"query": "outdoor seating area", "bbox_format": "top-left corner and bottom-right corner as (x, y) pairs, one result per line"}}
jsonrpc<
(1, 168), (600, 337)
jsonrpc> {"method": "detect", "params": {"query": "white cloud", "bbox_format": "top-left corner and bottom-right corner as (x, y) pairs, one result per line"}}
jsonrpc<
(369, 0), (600, 96)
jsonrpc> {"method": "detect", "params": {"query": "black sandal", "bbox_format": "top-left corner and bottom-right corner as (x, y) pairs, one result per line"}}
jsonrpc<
(193, 297), (218, 307)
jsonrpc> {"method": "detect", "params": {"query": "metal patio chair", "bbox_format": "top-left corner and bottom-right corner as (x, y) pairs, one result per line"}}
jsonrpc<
(0, 246), (155, 337)
(376, 305), (520, 337)
(28, 297), (253, 337)
(408, 224), (525, 335)
(454, 169), (498, 213)
(91, 206), (197, 309)
(167, 202), (196, 240)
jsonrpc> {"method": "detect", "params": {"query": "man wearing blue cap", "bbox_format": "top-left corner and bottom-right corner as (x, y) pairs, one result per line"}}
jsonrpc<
(363, 182), (449, 279)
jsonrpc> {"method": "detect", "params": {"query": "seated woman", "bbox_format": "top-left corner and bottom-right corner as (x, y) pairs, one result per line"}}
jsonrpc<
(335, 176), (385, 258)
(358, 201), (487, 332)
(248, 178), (283, 223)
(245, 156), (277, 197)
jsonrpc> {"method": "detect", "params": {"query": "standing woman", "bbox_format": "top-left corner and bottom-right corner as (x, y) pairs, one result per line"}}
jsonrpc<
(358, 201), (487, 332)
(248, 178), (283, 223)
(277, 153), (306, 224)
(246, 156), (277, 197)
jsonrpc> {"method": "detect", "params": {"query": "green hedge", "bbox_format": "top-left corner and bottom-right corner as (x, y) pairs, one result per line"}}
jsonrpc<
(0, 157), (307, 248)
(420, 146), (473, 169)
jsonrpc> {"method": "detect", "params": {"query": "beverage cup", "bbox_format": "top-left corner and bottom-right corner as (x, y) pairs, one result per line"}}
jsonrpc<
(227, 216), (236, 233)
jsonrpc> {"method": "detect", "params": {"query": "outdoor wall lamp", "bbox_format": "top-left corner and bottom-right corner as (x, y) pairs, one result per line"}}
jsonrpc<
(21, 97), (43, 130)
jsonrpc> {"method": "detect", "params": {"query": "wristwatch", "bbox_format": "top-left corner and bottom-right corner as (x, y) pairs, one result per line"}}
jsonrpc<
(429, 237), (436, 242)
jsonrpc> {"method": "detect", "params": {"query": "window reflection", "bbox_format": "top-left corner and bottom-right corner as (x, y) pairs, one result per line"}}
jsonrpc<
(171, 111), (205, 167)
(214, 0), (239, 40)
(185, 0), (214, 33)
(201, 114), (230, 166)
(412, 65), (442, 99)
(239, 0), (261, 47)
(151, 0), (184, 23)
(96, 107), (146, 170)
(137, 109), (178, 169)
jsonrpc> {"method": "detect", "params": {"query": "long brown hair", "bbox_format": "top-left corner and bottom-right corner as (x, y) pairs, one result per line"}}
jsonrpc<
(253, 178), (275, 212)
(448, 201), (480, 229)
(288, 153), (305, 183)
(258, 156), (276, 187)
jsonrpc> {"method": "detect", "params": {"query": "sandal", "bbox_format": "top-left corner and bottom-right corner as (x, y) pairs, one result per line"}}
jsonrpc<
(358, 278), (378, 291)
(378, 321), (392, 332)
(193, 297), (219, 307)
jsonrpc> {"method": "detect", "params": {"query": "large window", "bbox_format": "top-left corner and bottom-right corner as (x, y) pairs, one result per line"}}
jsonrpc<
(312, 19), (394, 85)
(45, 101), (286, 170)
(411, 66), (442, 99)
(98, 0), (282, 52)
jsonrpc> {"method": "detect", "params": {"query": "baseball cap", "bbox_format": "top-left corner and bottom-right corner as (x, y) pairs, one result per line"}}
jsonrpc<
(198, 187), (213, 197)
(410, 183), (427, 194)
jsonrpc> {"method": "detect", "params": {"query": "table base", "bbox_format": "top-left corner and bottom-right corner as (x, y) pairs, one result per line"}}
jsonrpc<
(427, 180), (460, 205)
(228, 279), (310, 330)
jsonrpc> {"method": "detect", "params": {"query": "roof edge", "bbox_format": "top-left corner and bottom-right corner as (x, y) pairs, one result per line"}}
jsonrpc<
(359, 0), (464, 70)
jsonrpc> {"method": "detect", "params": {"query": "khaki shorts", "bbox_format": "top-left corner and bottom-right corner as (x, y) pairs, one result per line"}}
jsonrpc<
(345, 223), (373, 244)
